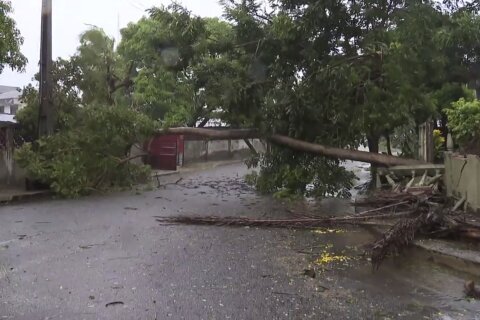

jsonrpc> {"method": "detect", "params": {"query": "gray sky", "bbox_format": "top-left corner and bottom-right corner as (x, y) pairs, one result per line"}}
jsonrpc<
(0, 0), (223, 88)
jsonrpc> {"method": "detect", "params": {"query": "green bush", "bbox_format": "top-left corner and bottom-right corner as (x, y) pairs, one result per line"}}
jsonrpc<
(16, 105), (157, 198)
(445, 98), (480, 154)
(433, 129), (445, 160)
(246, 147), (355, 198)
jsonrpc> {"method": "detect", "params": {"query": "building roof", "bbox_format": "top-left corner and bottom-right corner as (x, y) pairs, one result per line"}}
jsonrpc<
(0, 85), (20, 94)
(0, 90), (22, 101)
(0, 114), (17, 125)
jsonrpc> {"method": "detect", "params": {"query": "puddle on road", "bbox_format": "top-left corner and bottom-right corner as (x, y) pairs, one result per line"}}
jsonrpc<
(291, 223), (480, 319)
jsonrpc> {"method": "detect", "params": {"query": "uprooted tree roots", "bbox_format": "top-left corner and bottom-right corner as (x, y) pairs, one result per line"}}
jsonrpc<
(155, 190), (480, 270)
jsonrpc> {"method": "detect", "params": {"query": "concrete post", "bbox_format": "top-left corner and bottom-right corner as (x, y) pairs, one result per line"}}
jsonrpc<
(204, 140), (209, 161)
(38, 0), (54, 137)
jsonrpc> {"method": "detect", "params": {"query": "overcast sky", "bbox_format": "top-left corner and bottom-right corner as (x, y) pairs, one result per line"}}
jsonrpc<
(0, 0), (223, 88)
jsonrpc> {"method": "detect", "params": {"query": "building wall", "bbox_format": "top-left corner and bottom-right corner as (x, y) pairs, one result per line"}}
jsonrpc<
(183, 139), (266, 164)
(0, 127), (25, 187)
(445, 152), (480, 212)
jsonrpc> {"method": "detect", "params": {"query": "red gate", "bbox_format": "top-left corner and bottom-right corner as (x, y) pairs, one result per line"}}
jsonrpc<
(146, 135), (178, 170)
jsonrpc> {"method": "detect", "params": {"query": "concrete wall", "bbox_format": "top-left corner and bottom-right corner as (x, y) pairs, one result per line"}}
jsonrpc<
(129, 143), (146, 166)
(444, 152), (480, 212)
(183, 139), (265, 164)
(0, 147), (26, 188)
(418, 121), (434, 162)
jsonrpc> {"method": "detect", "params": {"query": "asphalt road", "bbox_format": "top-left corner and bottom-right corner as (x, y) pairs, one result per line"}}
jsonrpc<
(0, 164), (478, 320)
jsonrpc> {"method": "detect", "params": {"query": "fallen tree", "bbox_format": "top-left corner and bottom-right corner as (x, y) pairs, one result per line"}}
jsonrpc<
(16, 105), (156, 198)
(158, 127), (424, 167)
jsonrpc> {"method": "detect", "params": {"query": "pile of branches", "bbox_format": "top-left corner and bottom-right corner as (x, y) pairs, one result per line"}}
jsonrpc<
(156, 186), (480, 269)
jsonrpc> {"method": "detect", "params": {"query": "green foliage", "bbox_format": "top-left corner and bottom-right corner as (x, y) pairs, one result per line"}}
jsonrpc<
(244, 171), (259, 187)
(248, 147), (355, 198)
(445, 98), (480, 153)
(0, 1), (27, 73)
(433, 129), (445, 160)
(117, 5), (208, 121)
(16, 106), (157, 198)
(16, 58), (82, 141)
(76, 28), (133, 106)
(215, 0), (480, 196)
(118, 6), (245, 126)
(391, 122), (419, 159)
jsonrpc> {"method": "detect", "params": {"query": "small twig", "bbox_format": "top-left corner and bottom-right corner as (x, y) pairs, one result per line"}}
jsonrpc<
(105, 301), (124, 307)
(452, 196), (467, 212)
(158, 178), (183, 189)
(354, 201), (410, 217)
(272, 291), (301, 297)
(116, 153), (148, 165)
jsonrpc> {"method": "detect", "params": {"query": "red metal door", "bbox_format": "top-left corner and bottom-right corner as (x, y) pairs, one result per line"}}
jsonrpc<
(147, 135), (178, 170)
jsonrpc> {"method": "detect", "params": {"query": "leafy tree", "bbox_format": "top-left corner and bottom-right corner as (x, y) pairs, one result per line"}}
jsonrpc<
(215, 0), (480, 196)
(0, 0), (27, 73)
(16, 58), (82, 141)
(16, 105), (156, 197)
(118, 5), (207, 122)
(76, 28), (133, 105)
(445, 98), (480, 154)
(118, 5), (259, 127)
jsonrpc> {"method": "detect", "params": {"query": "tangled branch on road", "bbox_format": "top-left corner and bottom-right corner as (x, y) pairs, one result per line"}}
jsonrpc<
(156, 187), (480, 270)
(155, 210), (415, 229)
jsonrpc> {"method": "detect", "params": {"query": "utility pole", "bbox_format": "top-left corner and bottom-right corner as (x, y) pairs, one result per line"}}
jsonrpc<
(38, 0), (53, 138)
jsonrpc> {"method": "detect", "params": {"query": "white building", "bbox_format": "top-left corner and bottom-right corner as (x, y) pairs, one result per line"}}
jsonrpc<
(0, 85), (23, 116)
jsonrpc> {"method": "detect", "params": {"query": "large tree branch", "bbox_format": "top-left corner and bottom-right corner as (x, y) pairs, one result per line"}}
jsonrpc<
(159, 127), (261, 140)
(197, 118), (210, 128)
(111, 62), (135, 93)
(157, 127), (424, 166)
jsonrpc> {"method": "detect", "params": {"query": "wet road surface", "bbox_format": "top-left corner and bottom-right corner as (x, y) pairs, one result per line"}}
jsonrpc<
(0, 163), (479, 319)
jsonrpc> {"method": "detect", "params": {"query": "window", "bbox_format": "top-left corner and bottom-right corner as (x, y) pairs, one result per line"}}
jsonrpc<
(10, 105), (18, 115)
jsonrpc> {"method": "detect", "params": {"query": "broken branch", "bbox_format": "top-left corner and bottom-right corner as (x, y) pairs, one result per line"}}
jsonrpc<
(157, 127), (424, 166)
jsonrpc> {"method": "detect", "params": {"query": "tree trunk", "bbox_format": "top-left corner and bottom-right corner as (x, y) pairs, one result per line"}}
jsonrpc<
(385, 133), (392, 156)
(243, 139), (258, 156)
(367, 135), (380, 154)
(367, 135), (380, 186)
(197, 118), (210, 128)
(158, 127), (423, 167)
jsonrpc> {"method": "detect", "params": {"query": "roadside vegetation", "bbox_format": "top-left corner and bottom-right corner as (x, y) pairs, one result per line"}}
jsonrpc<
(1, 0), (480, 197)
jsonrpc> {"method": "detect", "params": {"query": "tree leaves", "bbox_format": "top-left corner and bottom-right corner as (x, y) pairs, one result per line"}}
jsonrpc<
(0, 0), (27, 73)
(15, 106), (156, 198)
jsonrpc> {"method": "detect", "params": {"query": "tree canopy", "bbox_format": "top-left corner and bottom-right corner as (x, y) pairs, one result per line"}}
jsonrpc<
(0, 0), (27, 73)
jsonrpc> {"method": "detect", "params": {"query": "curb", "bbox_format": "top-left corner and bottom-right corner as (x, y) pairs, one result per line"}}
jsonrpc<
(364, 225), (480, 275)
(0, 190), (51, 204)
(414, 239), (480, 276)
(152, 159), (245, 179)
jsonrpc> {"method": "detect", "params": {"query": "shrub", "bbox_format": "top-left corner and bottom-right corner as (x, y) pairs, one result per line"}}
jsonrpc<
(433, 129), (445, 160)
(16, 105), (157, 198)
(445, 98), (480, 154)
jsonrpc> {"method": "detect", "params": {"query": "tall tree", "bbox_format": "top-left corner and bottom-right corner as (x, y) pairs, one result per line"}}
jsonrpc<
(17, 58), (82, 141)
(0, 0), (27, 73)
(76, 28), (133, 105)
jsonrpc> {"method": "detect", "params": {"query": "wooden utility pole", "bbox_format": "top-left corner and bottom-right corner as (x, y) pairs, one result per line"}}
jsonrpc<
(38, 0), (54, 137)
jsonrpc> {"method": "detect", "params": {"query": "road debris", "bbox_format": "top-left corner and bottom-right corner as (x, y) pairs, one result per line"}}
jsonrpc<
(303, 269), (316, 278)
(156, 172), (480, 271)
(465, 281), (480, 299)
(105, 301), (124, 307)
